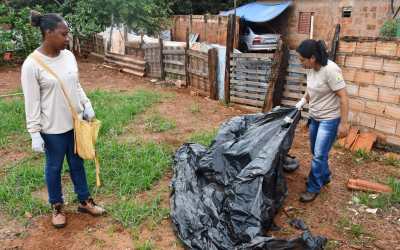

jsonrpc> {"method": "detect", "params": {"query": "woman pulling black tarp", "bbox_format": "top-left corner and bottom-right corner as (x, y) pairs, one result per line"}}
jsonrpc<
(295, 39), (350, 202)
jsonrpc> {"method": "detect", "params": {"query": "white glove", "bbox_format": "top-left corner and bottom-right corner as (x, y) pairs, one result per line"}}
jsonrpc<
(295, 98), (307, 110)
(83, 102), (95, 121)
(30, 132), (45, 153)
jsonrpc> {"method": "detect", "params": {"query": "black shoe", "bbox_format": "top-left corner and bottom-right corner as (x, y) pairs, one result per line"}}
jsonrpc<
(299, 192), (318, 203)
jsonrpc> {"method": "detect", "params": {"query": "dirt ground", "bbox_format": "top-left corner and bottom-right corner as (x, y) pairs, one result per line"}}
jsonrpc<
(1, 57), (399, 250)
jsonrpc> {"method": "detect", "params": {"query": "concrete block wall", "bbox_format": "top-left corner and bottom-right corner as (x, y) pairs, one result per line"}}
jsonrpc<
(337, 37), (400, 146)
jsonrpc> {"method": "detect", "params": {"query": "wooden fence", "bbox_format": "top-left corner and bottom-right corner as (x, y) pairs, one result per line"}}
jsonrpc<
(280, 50), (308, 117)
(187, 48), (218, 99)
(144, 43), (162, 78)
(229, 41), (284, 112)
(163, 45), (186, 81)
(172, 15), (239, 48)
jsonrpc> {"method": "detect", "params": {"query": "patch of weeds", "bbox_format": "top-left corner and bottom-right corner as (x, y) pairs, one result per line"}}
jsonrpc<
(87, 140), (171, 197)
(356, 177), (400, 209)
(336, 217), (367, 240)
(189, 103), (201, 113)
(352, 149), (371, 164)
(382, 154), (400, 168)
(0, 158), (49, 218)
(0, 96), (26, 148)
(325, 240), (340, 250)
(188, 129), (218, 147)
(135, 240), (155, 250)
(0, 90), (163, 219)
(108, 195), (168, 230)
(89, 89), (161, 136)
(161, 92), (176, 100)
(145, 114), (176, 133)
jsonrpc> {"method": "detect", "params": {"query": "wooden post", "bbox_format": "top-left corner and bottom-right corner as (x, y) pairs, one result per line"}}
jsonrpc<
(185, 27), (190, 87)
(208, 48), (218, 100)
(204, 15), (208, 43)
(159, 37), (165, 80)
(262, 41), (283, 112)
(224, 14), (235, 104)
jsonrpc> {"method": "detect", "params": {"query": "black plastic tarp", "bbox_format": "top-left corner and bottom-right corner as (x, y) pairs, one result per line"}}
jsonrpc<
(171, 107), (327, 249)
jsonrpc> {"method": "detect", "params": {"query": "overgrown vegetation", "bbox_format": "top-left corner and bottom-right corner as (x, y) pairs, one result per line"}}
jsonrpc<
(0, 90), (171, 222)
(0, 96), (27, 148)
(356, 177), (400, 209)
(144, 114), (176, 133)
(380, 19), (400, 38)
(188, 129), (217, 147)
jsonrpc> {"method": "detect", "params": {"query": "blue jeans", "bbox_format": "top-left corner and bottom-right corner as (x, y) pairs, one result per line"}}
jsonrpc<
(41, 130), (90, 205)
(307, 117), (340, 193)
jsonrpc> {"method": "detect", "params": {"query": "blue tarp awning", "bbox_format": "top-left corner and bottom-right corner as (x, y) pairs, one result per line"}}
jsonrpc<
(219, 1), (292, 23)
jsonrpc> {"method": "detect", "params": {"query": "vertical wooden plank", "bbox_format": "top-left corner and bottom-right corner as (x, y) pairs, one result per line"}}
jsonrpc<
(159, 38), (165, 80)
(224, 14), (235, 104)
(185, 28), (190, 87)
(208, 48), (218, 100)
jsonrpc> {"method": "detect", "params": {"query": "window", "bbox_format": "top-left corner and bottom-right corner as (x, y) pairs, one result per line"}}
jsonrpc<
(342, 7), (352, 18)
(298, 12), (313, 34)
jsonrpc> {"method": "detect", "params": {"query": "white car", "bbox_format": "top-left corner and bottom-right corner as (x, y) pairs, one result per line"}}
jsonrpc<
(240, 27), (280, 52)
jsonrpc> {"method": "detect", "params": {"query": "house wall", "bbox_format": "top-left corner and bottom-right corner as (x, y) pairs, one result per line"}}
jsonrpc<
(337, 37), (400, 147)
(261, 0), (392, 49)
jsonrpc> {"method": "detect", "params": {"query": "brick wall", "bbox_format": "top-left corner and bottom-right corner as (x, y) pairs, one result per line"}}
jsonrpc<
(260, 0), (392, 49)
(337, 37), (400, 146)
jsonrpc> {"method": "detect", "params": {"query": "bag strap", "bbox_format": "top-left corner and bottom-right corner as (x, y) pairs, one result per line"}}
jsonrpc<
(30, 52), (79, 120)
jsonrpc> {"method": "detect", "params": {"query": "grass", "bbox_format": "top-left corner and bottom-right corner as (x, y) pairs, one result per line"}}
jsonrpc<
(0, 96), (26, 148)
(0, 90), (167, 220)
(337, 217), (366, 239)
(0, 157), (50, 217)
(189, 103), (201, 114)
(89, 89), (161, 136)
(188, 129), (218, 147)
(87, 140), (172, 197)
(144, 114), (176, 133)
(135, 240), (155, 250)
(108, 195), (169, 229)
(357, 177), (400, 209)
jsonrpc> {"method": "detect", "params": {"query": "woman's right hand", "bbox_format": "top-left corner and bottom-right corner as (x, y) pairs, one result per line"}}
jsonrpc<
(30, 132), (45, 153)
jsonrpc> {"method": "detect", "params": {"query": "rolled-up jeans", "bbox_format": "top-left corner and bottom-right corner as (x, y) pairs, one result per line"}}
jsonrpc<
(307, 117), (340, 193)
(41, 130), (90, 205)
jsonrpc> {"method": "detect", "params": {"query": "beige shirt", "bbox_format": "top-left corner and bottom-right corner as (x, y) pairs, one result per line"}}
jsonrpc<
(21, 49), (90, 134)
(306, 60), (346, 120)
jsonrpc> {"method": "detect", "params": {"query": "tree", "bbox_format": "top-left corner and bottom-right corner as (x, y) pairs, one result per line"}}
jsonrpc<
(62, 0), (172, 38)
(171, 0), (255, 15)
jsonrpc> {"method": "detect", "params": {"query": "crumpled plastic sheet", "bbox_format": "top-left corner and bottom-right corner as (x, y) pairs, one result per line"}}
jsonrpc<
(171, 107), (327, 250)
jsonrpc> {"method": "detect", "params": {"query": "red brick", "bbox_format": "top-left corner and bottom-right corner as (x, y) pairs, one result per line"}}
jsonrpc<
(339, 41), (356, 53)
(397, 122), (400, 136)
(386, 135), (400, 146)
(346, 56), (363, 68)
(396, 76), (400, 89)
(342, 68), (357, 82)
(363, 56), (383, 71)
(359, 85), (379, 100)
(349, 98), (365, 112)
(378, 88), (400, 104)
(376, 41), (398, 57)
(385, 105), (400, 120)
(348, 111), (360, 124)
(374, 73), (396, 88)
(383, 59), (400, 73)
(375, 117), (397, 134)
(365, 101), (386, 116)
(346, 84), (359, 96)
(336, 55), (346, 66)
(355, 41), (376, 55)
(355, 70), (375, 84)
(359, 112), (376, 128)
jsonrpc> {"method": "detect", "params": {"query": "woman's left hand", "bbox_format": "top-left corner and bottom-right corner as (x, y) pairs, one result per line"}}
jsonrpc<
(337, 122), (350, 139)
